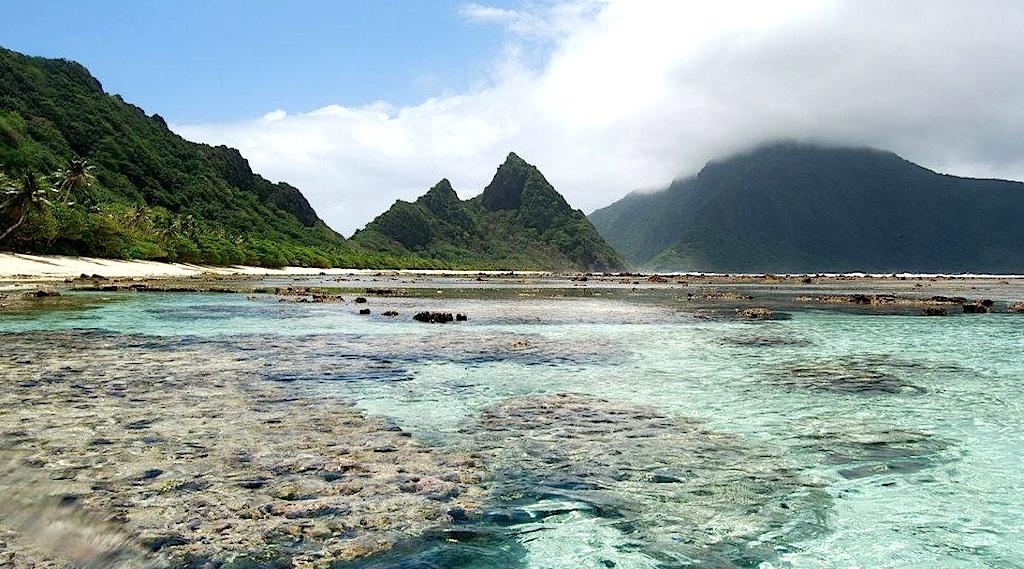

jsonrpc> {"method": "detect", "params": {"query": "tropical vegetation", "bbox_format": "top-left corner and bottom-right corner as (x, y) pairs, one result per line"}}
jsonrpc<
(353, 153), (625, 271)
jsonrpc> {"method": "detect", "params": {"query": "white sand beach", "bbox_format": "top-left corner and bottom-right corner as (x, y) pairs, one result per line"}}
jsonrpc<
(0, 253), (319, 280)
(0, 253), (545, 280)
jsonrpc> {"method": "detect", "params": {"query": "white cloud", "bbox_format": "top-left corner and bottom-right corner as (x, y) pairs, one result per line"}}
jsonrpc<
(174, 0), (1024, 236)
(459, 1), (602, 40)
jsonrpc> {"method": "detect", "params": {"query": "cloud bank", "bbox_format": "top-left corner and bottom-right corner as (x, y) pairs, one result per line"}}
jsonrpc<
(174, 0), (1024, 235)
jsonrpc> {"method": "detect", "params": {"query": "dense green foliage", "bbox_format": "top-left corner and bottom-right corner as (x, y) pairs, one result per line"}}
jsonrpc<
(353, 153), (626, 271)
(590, 142), (1024, 273)
(0, 46), (432, 268)
(0, 47), (624, 270)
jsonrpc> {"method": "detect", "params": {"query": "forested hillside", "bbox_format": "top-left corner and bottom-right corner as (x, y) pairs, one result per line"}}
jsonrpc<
(0, 47), (392, 267)
(590, 142), (1024, 273)
(353, 153), (625, 271)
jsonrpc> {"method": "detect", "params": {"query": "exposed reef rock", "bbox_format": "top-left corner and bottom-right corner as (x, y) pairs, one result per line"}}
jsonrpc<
(28, 287), (60, 298)
(413, 312), (467, 323)
(795, 294), (969, 306)
(962, 299), (993, 313)
(736, 306), (775, 319)
(686, 289), (753, 301)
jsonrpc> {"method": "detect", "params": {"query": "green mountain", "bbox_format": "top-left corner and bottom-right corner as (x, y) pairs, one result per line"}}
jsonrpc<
(353, 153), (625, 271)
(0, 47), (401, 268)
(590, 142), (1024, 274)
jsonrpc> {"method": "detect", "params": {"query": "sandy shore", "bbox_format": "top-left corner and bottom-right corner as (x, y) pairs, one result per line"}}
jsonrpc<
(3, 252), (1021, 283)
(0, 253), (547, 281)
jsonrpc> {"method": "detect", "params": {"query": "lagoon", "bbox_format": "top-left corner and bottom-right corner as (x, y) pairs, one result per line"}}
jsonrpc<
(1, 274), (1022, 568)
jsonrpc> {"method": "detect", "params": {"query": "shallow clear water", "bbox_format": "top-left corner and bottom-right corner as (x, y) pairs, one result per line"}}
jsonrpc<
(2, 285), (1023, 568)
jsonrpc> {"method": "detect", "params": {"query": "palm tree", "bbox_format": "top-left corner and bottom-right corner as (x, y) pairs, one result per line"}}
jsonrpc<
(54, 157), (94, 204)
(0, 171), (59, 242)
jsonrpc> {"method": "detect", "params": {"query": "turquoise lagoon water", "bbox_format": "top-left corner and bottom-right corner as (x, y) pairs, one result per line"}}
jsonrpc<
(2, 284), (1023, 568)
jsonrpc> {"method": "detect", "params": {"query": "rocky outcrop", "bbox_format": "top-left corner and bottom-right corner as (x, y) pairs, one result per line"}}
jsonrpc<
(736, 306), (774, 319)
(796, 294), (969, 306)
(962, 299), (994, 313)
(413, 312), (467, 323)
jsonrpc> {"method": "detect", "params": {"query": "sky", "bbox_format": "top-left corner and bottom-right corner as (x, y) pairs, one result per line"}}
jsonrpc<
(4, 1), (1024, 235)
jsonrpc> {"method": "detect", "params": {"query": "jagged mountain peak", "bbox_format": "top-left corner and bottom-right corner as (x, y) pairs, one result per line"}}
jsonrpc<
(353, 155), (625, 271)
(480, 152), (537, 211)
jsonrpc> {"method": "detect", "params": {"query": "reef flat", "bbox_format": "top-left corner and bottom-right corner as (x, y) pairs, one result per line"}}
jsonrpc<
(0, 331), (484, 568)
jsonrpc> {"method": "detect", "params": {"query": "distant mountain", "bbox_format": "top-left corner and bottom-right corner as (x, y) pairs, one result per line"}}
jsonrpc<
(0, 47), (382, 268)
(353, 153), (625, 271)
(590, 142), (1024, 274)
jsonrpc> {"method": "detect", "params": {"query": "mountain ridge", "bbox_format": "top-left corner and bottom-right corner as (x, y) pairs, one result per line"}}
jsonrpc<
(353, 153), (625, 271)
(0, 46), (365, 267)
(589, 141), (1024, 273)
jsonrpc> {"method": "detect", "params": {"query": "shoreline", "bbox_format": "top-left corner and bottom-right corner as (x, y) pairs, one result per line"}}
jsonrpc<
(0, 253), (549, 281)
(2, 252), (1024, 283)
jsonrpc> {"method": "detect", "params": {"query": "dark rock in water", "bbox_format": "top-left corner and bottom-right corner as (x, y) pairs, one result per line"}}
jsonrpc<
(382, 310), (399, 317)
(282, 503), (350, 519)
(928, 295), (968, 304)
(797, 293), (968, 307)
(722, 334), (812, 347)
(921, 307), (948, 316)
(465, 393), (827, 565)
(456, 313), (468, 321)
(1010, 302), (1024, 314)
(797, 424), (955, 481)
(237, 478), (269, 489)
(414, 311), (458, 323)
(140, 532), (188, 551)
(962, 301), (991, 314)
(29, 287), (60, 298)
(650, 470), (687, 483)
(139, 468), (163, 480)
(358, 308), (371, 315)
(355, 297), (368, 304)
(446, 505), (469, 522)
(736, 306), (774, 319)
